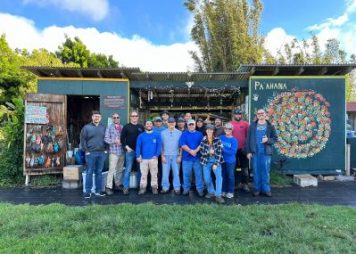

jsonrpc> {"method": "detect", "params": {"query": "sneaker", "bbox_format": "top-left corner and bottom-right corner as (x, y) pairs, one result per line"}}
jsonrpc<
(252, 191), (260, 197)
(105, 188), (114, 196)
(123, 188), (129, 195)
(222, 192), (226, 197)
(198, 191), (205, 197)
(182, 190), (190, 196)
(174, 190), (181, 195)
(160, 189), (169, 194)
(242, 184), (250, 193)
(205, 193), (214, 199)
(152, 188), (158, 195)
(226, 193), (234, 199)
(95, 192), (106, 197)
(138, 188), (146, 195)
(83, 192), (91, 199)
(264, 192), (272, 197)
(216, 196), (225, 204)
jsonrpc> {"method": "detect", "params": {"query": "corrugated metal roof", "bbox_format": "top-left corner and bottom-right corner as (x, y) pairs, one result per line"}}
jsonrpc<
(23, 64), (356, 81)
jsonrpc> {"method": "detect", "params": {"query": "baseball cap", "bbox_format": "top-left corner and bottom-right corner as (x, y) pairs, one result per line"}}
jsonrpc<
(206, 124), (214, 130)
(177, 117), (185, 123)
(153, 116), (162, 122)
(233, 109), (243, 114)
(167, 117), (176, 123)
(161, 110), (169, 116)
(187, 119), (196, 125)
(197, 118), (204, 123)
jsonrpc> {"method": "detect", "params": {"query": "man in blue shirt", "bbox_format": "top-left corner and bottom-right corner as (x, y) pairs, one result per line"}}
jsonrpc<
(179, 119), (204, 196)
(161, 117), (182, 194)
(136, 120), (161, 195)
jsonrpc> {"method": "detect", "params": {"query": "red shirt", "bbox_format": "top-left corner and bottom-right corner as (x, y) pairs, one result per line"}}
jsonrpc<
(230, 120), (249, 150)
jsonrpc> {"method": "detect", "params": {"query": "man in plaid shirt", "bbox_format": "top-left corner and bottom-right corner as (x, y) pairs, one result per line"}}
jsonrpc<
(104, 113), (124, 195)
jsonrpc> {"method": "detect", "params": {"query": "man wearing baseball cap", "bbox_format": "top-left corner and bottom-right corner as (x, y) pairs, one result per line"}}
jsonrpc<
(179, 119), (204, 196)
(160, 117), (182, 194)
(230, 108), (250, 192)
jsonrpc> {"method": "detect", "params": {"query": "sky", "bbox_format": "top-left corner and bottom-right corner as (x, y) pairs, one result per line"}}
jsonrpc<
(0, 0), (355, 71)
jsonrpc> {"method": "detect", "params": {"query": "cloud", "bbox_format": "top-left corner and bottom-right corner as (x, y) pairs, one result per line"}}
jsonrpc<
(22, 0), (109, 21)
(265, 0), (356, 59)
(0, 12), (197, 72)
(264, 28), (296, 58)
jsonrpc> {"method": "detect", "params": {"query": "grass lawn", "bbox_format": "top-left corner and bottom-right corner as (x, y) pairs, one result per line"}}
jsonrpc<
(0, 203), (355, 253)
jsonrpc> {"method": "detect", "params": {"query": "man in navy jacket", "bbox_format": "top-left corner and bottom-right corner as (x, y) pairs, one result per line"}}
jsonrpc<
(245, 109), (277, 197)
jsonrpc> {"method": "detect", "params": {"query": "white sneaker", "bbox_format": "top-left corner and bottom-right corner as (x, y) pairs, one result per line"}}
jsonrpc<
(222, 192), (226, 197)
(226, 193), (234, 199)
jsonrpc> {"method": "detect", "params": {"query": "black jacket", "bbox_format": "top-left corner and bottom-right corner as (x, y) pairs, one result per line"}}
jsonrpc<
(245, 120), (277, 155)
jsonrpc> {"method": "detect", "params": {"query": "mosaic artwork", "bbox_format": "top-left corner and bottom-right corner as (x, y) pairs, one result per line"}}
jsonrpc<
(266, 89), (331, 159)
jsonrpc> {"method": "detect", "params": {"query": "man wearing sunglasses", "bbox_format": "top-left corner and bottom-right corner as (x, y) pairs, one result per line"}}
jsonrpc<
(104, 113), (124, 195)
(245, 109), (277, 197)
(121, 111), (144, 195)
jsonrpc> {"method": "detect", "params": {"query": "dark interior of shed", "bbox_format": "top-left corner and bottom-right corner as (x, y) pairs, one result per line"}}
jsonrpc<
(130, 86), (247, 121)
(67, 95), (100, 148)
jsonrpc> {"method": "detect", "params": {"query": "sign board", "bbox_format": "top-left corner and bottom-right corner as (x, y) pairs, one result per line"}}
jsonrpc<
(249, 77), (345, 174)
(103, 96), (125, 109)
(25, 105), (49, 124)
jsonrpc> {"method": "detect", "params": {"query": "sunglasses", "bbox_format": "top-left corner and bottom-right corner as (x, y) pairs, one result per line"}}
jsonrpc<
(257, 112), (265, 115)
(131, 115), (139, 117)
(112, 116), (120, 119)
(225, 128), (232, 130)
(188, 123), (195, 126)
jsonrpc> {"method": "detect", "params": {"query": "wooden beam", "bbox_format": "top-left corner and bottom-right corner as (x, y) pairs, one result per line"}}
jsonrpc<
(318, 67), (328, 75)
(272, 67), (280, 76)
(295, 67), (304, 76)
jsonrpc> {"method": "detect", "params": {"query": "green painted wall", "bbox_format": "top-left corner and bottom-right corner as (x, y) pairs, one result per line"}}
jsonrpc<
(249, 76), (346, 174)
(38, 79), (130, 125)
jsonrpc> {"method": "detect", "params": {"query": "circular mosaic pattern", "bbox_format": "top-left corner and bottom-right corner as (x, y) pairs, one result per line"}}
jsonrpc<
(267, 90), (331, 159)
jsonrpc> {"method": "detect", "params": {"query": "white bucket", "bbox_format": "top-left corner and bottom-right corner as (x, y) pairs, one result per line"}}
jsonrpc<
(129, 172), (138, 189)
(82, 171), (108, 193)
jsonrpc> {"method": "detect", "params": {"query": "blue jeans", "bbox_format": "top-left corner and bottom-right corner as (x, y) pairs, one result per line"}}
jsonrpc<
(123, 151), (141, 189)
(182, 160), (204, 193)
(203, 157), (223, 197)
(252, 153), (271, 193)
(162, 155), (181, 191)
(85, 151), (107, 193)
(222, 162), (235, 194)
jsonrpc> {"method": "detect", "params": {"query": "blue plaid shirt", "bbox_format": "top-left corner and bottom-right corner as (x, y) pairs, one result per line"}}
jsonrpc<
(104, 123), (123, 155)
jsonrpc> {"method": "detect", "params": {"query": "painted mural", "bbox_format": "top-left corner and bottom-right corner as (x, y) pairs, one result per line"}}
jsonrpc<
(266, 89), (331, 159)
(249, 77), (345, 174)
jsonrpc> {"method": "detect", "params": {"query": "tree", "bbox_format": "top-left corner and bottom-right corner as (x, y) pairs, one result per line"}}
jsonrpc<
(56, 35), (118, 68)
(0, 34), (33, 103)
(185, 0), (264, 72)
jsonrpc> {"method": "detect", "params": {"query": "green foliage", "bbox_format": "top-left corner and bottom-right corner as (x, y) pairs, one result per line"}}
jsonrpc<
(0, 97), (24, 185)
(29, 175), (62, 187)
(56, 35), (118, 68)
(0, 34), (34, 103)
(0, 203), (355, 253)
(185, 0), (264, 72)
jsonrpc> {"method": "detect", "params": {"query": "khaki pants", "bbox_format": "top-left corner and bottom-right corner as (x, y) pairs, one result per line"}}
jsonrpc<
(140, 158), (158, 190)
(106, 153), (124, 189)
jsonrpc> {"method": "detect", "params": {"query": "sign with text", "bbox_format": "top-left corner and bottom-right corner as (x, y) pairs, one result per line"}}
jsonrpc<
(103, 96), (125, 109)
(249, 77), (345, 174)
(25, 105), (49, 124)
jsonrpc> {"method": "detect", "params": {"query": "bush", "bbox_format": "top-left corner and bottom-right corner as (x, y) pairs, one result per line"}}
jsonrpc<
(0, 97), (24, 186)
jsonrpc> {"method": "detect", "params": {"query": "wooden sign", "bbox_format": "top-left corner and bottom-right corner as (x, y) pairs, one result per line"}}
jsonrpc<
(25, 105), (49, 124)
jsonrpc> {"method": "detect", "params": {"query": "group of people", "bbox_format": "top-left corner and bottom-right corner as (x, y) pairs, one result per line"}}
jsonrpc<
(80, 108), (277, 204)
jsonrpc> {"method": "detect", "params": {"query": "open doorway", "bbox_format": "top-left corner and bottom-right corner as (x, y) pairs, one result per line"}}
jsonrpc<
(67, 95), (100, 148)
